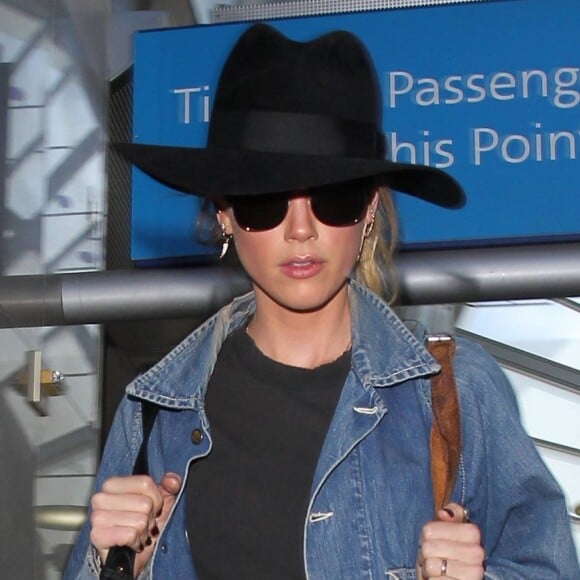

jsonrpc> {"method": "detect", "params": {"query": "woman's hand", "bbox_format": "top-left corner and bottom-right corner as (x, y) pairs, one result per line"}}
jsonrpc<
(416, 503), (485, 580)
(89, 472), (181, 577)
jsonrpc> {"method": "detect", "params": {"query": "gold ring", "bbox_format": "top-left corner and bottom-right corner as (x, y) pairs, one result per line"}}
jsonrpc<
(441, 558), (448, 576)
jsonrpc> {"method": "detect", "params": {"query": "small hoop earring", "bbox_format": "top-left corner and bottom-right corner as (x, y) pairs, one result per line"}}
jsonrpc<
(356, 211), (376, 263)
(363, 211), (376, 238)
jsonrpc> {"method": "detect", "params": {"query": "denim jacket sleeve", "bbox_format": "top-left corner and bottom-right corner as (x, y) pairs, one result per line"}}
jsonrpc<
(63, 392), (144, 580)
(453, 339), (579, 579)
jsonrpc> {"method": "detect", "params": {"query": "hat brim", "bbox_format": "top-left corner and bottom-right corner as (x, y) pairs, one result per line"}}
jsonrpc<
(116, 143), (465, 209)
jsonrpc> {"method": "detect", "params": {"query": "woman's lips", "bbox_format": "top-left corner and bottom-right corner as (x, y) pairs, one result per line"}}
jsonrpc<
(279, 257), (323, 279)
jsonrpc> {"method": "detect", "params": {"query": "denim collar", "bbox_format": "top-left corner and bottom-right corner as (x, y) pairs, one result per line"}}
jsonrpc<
(128, 280), (439, 408)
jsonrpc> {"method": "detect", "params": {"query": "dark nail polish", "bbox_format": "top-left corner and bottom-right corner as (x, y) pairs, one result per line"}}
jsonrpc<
(146, 537), (152, 546)
(151, 525), (160, 537)
(443, 507), (455, 518)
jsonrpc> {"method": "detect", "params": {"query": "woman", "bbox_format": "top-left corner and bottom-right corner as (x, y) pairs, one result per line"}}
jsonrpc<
(65, 23), (579, 579)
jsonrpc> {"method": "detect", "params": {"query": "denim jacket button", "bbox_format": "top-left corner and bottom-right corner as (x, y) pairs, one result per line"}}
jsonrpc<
(191, 428), (204, 444)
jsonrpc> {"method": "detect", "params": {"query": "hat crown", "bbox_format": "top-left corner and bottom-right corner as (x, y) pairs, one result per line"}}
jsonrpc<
(212, 24), (381, 123)
(207, 24), (384, 158)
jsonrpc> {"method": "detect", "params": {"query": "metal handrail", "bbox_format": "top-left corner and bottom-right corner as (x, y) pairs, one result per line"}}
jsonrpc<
(553, 298), (580, 315)
(533, 437), (580, 459)
(1, 242), (579, 328)
(456, 328), (580, 396)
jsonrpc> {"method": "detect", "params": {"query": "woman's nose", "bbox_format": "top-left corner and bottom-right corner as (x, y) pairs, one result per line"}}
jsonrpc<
(283, 196), (318, 242)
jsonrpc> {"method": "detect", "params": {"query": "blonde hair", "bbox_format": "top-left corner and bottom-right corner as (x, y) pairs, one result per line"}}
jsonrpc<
(354, 186), (398, 303)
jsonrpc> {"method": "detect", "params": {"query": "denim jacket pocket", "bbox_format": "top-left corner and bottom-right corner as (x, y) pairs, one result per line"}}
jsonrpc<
(385, 568), (416, 579)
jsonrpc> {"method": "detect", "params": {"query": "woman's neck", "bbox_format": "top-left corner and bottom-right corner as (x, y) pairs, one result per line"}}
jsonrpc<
(247, 288), (352, 369)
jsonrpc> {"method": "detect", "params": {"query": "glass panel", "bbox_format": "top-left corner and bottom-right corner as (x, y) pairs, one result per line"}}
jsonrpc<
(0, 1), (107, 576)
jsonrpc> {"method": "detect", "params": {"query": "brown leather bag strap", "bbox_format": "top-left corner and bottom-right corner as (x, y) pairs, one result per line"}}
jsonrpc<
(426, 335), (461, 514)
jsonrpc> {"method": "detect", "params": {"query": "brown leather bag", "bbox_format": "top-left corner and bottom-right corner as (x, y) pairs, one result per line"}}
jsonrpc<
(426, 335), (461, 514)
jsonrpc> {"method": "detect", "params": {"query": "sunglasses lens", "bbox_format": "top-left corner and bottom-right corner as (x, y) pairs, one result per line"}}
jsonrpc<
(227, 180), (370, 231)
(310, 182), (369, 226)
(229, 194), (288, 231)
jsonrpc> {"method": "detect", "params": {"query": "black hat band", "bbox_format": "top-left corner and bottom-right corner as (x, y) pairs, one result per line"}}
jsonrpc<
(208, 109), (380, 158)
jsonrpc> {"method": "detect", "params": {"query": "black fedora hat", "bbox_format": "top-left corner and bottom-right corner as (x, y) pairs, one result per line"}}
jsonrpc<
(118, 23), (465, 208)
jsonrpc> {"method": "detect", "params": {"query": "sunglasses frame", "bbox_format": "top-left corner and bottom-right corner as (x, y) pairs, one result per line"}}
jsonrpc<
(224, 180), (375, 232)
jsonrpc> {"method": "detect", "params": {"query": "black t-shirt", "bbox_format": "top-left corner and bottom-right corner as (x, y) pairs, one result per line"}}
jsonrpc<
(186, 328), (350, 579)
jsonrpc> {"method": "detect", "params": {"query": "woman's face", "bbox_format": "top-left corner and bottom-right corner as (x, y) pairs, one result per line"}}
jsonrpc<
(218, 189), (378, 315)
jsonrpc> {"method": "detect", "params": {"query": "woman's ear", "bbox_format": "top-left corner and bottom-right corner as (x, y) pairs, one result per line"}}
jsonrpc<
(360, 190), (379, 240)
(369, 190), (380, 216)
(364, 190), (380, 226)
(216, 208), (234, 235)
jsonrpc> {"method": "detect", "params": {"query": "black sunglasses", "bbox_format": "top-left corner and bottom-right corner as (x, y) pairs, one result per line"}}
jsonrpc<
(226, 180), (373, 232)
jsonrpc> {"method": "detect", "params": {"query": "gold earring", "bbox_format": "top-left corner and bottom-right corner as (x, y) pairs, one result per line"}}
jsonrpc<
(356, 211), (376, 263)
(363, 210), (376, 238)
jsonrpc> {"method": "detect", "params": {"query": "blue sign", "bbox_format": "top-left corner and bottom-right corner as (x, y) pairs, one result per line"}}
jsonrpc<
(131, 0), (579, 262)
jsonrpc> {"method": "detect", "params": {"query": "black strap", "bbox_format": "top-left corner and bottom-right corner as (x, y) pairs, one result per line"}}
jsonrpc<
(133, 401), (159, 476)
(100, 401), (160, 580)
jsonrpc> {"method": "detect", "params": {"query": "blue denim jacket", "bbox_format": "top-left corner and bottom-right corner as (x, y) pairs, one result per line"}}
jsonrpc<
(65, 281), (579, 579)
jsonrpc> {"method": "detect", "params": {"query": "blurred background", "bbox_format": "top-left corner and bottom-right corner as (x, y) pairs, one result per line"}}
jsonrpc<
(0, 0), (577, 577)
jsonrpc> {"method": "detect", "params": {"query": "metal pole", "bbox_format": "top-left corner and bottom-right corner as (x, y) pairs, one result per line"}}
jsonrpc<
(0, 243), (579, 328)
(396, 241), (580, 304)
(0, 267), (251, 328)
(61, 267), (251, 323)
